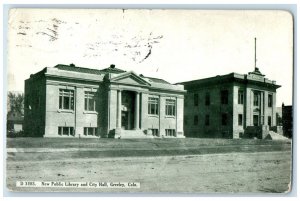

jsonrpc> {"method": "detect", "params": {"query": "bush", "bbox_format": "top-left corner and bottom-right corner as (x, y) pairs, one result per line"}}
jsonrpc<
(7, 130), (26, 138)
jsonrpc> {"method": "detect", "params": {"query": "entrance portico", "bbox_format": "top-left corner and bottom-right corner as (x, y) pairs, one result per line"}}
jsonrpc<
(108, 71), (151, 138)
(116, 90), (140, 131)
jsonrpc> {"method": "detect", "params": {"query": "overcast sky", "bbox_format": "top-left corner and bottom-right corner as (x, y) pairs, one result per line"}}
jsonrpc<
(8, 9), (293, 106)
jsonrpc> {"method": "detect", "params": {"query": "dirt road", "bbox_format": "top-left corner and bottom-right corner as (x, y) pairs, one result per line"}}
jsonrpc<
(6, 151), (291, 193)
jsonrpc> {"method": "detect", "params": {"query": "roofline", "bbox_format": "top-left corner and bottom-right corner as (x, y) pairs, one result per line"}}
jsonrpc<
(177, 72), (280, 89)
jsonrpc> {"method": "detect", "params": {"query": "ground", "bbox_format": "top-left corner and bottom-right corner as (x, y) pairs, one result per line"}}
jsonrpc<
(6, 138), (292, 193)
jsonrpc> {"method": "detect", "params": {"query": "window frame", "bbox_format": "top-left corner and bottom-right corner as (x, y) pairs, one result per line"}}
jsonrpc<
(268, 116), (272, 126)
(84, 91), (97, 111)
(59, 89), (74, 110)
(253, 92), (260, 107)
(222, 113), (228, 126)
(165, 99), (176, 116)
(148, 97), (159, 115)
(268, 94), (273, 107)
(253, 115), (259, 126)
(84, 127), (98, 136)
(238, 114), (243, 126)
(58, 126), (75, 136)
(238, 90), (244, 105)
(221, 90), (229, 105)
(205, 92), (210, 106)
(194, 93), (199, 106)
(165, 129), (176, 137)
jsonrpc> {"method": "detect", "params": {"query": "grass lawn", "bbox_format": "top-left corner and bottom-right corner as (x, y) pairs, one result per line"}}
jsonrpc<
(6, 137), (292, 161)
(7, 137), (291, 149)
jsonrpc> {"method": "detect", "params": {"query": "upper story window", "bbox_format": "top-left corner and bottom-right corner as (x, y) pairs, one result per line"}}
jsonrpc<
(165, 99), (176, 116)
(205, 92), (210, 106)
(253, 91), (260, 106)
(222, 113), (228, 126)
(194, 93), (199, 106)
(268, 94), (273, 107)
(238, 90), (244, 104)
(221, 90), (229, 104)
(59, 89), (74, 110)
(148, 97), (159, 115)
(84, 92), (96, 111)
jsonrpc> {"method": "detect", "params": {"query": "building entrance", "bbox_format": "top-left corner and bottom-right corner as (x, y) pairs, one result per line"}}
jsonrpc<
(121, 91), (135, 130)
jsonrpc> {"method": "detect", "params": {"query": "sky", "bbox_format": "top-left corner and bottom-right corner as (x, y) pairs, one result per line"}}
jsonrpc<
(7, 9), (293, 106)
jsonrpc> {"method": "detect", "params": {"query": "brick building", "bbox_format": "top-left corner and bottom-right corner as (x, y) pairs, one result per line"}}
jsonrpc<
(24, 64), (185, 138)
(180, 68), (281, 139)
(282, 103), (293, 138)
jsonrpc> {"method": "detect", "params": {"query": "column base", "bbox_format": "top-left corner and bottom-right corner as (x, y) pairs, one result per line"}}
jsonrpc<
(115, 128), (122, 139)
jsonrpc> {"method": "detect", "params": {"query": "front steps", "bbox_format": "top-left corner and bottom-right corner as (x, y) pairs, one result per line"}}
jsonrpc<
(115, 129), (155, 139)
(264, 131), (289, 140)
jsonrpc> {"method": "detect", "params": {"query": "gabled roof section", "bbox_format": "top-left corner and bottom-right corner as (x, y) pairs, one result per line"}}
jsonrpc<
(109, 71), (151, 86)
(54, 64), (126, 75)
(139, 74), (170, 84)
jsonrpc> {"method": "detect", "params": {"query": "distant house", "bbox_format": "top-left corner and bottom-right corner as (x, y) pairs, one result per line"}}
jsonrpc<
(7, 111), (24, 132)
(24, 64), (186, 138)
(179, 67), (281, 139)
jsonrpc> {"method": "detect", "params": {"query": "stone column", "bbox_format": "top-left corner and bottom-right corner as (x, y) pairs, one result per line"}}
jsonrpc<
(117, 90), (122, 129)
(134, 92), (140, 129)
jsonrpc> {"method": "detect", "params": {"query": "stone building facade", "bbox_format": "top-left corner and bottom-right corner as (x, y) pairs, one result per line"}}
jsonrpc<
(24, 64), (186, 138)
(180, 68), (280, 139)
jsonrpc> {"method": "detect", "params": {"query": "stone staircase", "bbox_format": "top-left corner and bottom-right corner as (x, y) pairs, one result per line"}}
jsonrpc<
(264, 131), (289, 140)
(116, 129), (154, 139)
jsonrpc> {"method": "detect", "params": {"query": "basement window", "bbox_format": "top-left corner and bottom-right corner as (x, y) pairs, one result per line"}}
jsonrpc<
(165, 129), (176, 137)
(84, 127), (98, 136)
(58, 126), (74, 136)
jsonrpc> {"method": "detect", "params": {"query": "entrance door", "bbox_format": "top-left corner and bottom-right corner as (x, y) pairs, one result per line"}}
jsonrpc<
(253, 115), (259, 126)
(121, 111), (129, 130)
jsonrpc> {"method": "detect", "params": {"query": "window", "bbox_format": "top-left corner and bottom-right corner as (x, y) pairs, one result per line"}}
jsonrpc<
(268, 116), (272, 126)
(221, 90), (229, 104)
(84, 92), (96, 111)
(253, 115), (259, 126)
(222, 113), (228, 126)
(205, 114), (210, 126)
(194, 94), (199, 106)
(165, 99), (176, 116)
(148, 97), (159, 115)
(59, 89), (74, 110)
(238, 90), (244, 104)
(253, 92), (260, 106)
(238, 114), (243, 126)
(268, 94), (273, 107)
(149, 129), (159, 136)
(84, 127), (98, 136)
(194, 115), (198, 125)
(165, 129), (175, 137)
(58, 126), (74, 136)
(205, 92), (210, 106)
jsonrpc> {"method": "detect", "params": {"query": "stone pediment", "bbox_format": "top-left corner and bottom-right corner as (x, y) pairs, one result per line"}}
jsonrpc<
(109, 71), (151, 86)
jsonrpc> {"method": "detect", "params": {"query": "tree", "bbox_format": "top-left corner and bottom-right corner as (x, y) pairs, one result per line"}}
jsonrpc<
(7, 91), (24, 116)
